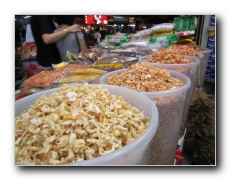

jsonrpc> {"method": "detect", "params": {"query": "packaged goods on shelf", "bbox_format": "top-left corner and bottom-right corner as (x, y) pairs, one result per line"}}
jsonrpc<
(15, 84), (159, 165)
(174, 15), (197, 37)
(174, 15), (197, 32)
(100, 64), (191, 165)
(205, 30), (215, 79)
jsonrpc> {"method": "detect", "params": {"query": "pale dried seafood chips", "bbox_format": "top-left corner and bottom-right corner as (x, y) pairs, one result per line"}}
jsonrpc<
(15, 84), (149, 165)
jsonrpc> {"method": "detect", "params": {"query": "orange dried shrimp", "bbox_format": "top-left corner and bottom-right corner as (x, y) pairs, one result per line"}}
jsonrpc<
(22, 64), (86, 88)
(107, 63), (184, 92)
(22, 70), (66, 88)
(168, 44), (201, 56)
(144, 48), (194, 64)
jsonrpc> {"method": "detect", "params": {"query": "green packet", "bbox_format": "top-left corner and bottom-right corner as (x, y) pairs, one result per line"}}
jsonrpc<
(66, 51), (76, 63)
(104, 37), (130, 45)
(150, 33), (180, 48)
(150, 33), (180, 43)
(189, 16), (197, 30)
(174, 15), (197, 31)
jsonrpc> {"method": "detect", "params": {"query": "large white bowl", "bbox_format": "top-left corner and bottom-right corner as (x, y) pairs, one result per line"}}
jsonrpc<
(15, 84), (159, 166)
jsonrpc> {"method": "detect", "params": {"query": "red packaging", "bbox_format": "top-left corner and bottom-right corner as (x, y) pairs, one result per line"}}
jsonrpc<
(21, 42), (37, 61)
(22, 61), (41, 78)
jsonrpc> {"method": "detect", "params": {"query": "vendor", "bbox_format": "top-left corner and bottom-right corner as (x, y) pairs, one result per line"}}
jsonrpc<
(30, 15), (82, 69)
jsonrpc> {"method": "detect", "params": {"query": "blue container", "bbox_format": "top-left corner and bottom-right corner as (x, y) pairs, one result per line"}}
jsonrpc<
(209, 52), (215, 58)
(207, 42), (215, 49)
(208, 36), (215, 42)
(210, 15), (215, 26)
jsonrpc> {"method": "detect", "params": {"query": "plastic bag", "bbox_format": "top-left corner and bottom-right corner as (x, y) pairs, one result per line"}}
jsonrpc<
(131, 28), (155, 39)
(59, 74), (100, 84)
(104, 33), (130, 45)
(173, 15), (197, 31)
(150, 33), (180, 47)
(88, 64), (122, 72)
(148, 41), (169, 52)
(106, 33), (130, 39)
(64, 68), (107, 75)
(104, 37), (129, 45)
(136, 46), (153, 54)
(58, 68), (107, 84)
(120, 38), (150, 47)
(22, 70), (66, 88)
(151, 23), (174, 32)
(99, 42), (119, 49)
(189, 16), (197, 30)
(75, 48), (104, 62)
(174, 30), (195, 37)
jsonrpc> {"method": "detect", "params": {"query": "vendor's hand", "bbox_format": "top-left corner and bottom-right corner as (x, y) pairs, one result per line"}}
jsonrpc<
(68, 24), (82, 32)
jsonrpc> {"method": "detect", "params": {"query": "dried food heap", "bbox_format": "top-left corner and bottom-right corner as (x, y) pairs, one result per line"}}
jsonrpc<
(106, 63), (188, 165)
(107, 63), (185, 92)
(168, 44), (201, 57)
(15, 84), (149, 165)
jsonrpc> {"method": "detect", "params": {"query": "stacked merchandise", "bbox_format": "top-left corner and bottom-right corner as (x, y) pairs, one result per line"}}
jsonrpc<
(174, 15), (197, 38)
(149, 23), (180, 50)
(99, 33), (131, 49)
(205, 15), (215, 80)
(100, 23), (180, 56)
(21, 24), (41, 79)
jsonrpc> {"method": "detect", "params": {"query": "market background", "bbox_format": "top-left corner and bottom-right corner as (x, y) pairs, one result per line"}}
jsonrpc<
(0, 0), (226, 179)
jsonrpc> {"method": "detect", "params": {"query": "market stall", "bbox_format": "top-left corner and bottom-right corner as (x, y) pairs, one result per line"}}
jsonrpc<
(15, 15), (215, 166)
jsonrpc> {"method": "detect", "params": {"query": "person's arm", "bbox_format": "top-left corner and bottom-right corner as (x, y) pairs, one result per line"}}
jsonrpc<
(79, 38), (88, 51)
(76, 32), (88, 51)
(42, 24), (82, 45)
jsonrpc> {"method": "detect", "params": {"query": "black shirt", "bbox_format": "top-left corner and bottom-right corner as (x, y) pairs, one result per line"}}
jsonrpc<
(100, 30), (106, 40)
(30, 15), (61, 67)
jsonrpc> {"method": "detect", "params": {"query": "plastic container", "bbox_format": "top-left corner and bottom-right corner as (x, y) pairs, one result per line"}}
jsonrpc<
(15, 84), (159, 166)
(100, 69), (191, 165)
(139, 55), (200, 138)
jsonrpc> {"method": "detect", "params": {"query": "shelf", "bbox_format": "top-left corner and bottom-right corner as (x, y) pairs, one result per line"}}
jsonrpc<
(205, 77), (215, 83)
